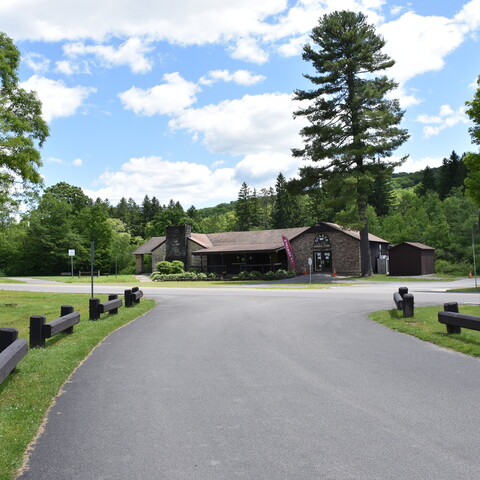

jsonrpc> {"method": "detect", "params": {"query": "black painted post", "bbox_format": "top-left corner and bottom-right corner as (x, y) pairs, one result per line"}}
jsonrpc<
(125, 289), (133, 308)
(403, 294), (414, 318)
(444, 302), (459, 313)
(61, 305), (75, 333)
(89, 298), (100, 321)
(30, 315), (46, 348)
(444, 302), (461, 333)
(399, 287), (408, 298)
(0, 327), (18, 353)
(132, 287), (140, 304)
(108, 294), (119, 314)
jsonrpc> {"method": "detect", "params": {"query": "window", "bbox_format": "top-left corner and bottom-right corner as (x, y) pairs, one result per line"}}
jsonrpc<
(313, 234), (331, 249)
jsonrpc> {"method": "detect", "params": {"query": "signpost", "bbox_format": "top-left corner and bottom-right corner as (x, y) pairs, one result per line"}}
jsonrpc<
(308, 257), (312, 285)
(90, 241), (95, 298)
(68, 249), (75, 277)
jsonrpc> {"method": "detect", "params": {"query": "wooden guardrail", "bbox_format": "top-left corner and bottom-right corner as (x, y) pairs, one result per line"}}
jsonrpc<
(30, 305), (80, 348)
(0, 328), (28, 385)
(438, 302), (480, 334)
(89, 294), (123, 320)
(393, 287), (414, 318)
(125, 287), (143, 307)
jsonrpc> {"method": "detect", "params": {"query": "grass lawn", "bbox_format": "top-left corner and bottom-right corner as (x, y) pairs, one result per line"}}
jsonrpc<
(369, 304), (480, 357)
(350, 274), (458, 282)
(0, 279), (26, 284)
(30, 274), (140, 284)
(447, 287), (480, 293)
(0, 291), (155, 480)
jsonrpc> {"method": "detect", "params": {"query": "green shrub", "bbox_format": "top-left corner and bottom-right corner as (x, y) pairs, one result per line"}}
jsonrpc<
(171, 260), (185, 273)
(435, 259), (470, 276)
(156, 261), (172, 274)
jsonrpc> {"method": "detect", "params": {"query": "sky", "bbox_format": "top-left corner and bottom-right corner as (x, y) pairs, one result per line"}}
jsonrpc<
(2, 0), (480, 208)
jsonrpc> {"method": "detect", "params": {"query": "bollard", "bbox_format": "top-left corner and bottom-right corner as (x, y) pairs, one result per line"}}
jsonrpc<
(61, 305), (75, 333)
(30, 315), (47, 348)
(443, 302), (460, 333)
(398, 287), (408, 298)
(89, 298), (100, 321)
(109, 294), (119, 314)
(403, 293), (414, 318)
(125, 289), (133, 308)
(0, 327), (18, 353)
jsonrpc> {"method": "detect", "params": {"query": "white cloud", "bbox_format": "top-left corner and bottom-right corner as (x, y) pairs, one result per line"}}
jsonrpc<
(199, 69), (265, 86)
(118, 72), (200, 116)
(84, 152), (303, 206)
(379, 12), (465, 84)
(229, 37), (269, 64)
(234, 152), (301, 184)
(395, 156), (444, 173)
(72, 158), (83, 167)
(19, 75), (96, 122)
(416, 105), (469, 138)
(169, 92), (306, 155)
(23, 53), (50, 73)
(0, 0), (288, 44)
(46, 157), (64, 164)
(62, 38), (154, 74)
(85, 156), (238, 207)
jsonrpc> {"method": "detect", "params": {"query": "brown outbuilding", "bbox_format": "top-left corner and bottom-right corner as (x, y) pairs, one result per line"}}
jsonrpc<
(388, 242), (435, 276)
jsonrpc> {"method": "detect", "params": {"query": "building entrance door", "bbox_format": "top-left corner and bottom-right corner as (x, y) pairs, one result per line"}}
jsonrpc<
(314, 251), (332, 272)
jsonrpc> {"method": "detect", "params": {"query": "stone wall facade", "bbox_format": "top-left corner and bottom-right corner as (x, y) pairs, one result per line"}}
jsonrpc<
(291, 230), (361, 275)
(151, 242), (166, 271)
(188, 240), (205, 270)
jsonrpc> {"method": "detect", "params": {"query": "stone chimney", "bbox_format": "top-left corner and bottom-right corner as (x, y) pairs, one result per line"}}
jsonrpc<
(165, 224), (192, 267)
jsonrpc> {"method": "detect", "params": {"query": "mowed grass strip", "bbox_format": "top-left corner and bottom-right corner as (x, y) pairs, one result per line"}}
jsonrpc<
(0, 291), (155, 480)
(31, 274), (141, 284)
(369, 304), (480, 357)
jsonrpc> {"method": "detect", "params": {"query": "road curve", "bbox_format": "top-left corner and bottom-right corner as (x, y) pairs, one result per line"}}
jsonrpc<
(6, 280), (480, 479)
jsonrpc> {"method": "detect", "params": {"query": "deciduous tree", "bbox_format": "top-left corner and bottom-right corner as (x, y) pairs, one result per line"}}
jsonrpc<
(0, 33), (49, 208)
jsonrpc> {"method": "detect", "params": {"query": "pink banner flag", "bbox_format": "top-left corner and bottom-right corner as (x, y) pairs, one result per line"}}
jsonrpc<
(282, 236), (295, 271)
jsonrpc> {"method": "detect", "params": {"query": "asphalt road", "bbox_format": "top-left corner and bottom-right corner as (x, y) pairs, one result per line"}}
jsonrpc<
(5, 279), (480, 479)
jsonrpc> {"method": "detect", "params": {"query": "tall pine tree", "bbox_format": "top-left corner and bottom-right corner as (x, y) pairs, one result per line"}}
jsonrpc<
(292, 11), (409, 275)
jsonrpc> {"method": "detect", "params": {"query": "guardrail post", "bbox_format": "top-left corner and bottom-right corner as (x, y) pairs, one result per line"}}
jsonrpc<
(398, 287), (408, 298)
(108, 294), (119, 314)
(30, 315), (46, 348)
(89, 298), (100, 321)
(443, 302), (460, 333)
(61, 305), (75, 333)
(0, 327), (18, 353)
(403, 294), (414, 318)
(132, 287), (140, 304)
(125, 289), (133, 308)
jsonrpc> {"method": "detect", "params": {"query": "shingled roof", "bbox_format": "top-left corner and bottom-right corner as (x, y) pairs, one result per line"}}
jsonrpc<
(131, 236), (165, 255)
(132, 223), (389, 256)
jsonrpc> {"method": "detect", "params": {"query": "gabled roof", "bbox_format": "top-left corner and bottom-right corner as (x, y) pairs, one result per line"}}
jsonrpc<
(390, 241), (435, 250)
(133, 223), (389, 256)
(318, 222), (389, 243)
(131, 236), (165, 255)
(191, 227), (309, 255)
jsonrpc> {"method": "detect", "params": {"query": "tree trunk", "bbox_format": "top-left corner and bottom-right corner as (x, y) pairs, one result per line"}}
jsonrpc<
(358, 202), (373, 277)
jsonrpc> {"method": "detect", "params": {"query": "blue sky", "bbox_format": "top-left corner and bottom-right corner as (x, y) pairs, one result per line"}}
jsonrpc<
(2, 0), (479, 208)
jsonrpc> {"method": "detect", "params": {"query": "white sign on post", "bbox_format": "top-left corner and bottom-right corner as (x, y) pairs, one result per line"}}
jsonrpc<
(68, 249), (75, 256)
(308, 257), (312, 284)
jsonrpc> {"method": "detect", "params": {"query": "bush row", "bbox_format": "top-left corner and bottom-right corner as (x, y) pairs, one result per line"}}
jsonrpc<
(150, 271), (219, 281)
(236, 269), (296, 281)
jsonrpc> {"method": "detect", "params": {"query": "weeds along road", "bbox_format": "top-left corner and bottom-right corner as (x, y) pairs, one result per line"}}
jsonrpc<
(5, 279), (480, 479)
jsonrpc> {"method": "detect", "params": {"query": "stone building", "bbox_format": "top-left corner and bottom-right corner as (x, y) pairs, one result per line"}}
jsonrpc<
(132, 222), (389, 276)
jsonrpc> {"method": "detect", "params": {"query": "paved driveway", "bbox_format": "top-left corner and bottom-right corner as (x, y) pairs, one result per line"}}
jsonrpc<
(8, 280), (480, 479)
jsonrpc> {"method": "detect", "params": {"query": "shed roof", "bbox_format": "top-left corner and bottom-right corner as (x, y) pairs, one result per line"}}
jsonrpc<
(390, 242), (435, 251)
